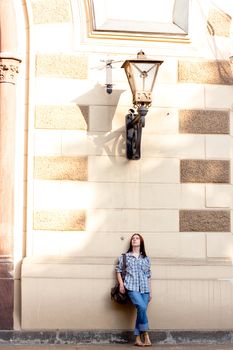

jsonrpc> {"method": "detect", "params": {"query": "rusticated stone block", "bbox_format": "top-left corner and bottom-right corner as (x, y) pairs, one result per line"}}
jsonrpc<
(34, 210), (85, 231)
(32, 0), (72, 24)
(207, 7), (232, 37)
(180, 210), (230, 232)
(180, 160), (230, 183)
(35, 105), (88, 130)
(34, 157), (88, 181)
(178, 60), (233, 85)
(179, 110), (229, 134)
(36, 55), (88, 79)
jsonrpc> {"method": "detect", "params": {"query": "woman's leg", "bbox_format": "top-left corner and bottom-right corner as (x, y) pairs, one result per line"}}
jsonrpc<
(128, 291), (150, 336)
(142, 331), (152, 346)
(142, 293), (151, 346)
(140, 293), (151, 345)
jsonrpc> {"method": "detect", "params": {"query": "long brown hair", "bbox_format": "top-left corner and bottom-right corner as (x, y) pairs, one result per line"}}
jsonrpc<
(127, 233), (147, 258)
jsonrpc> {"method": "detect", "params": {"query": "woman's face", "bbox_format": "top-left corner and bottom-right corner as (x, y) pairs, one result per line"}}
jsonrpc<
(131, 234), (141, 247)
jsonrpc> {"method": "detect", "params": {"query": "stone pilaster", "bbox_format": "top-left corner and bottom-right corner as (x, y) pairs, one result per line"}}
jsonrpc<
(0, 0), (22, 330)
(0, 55), (21, 329)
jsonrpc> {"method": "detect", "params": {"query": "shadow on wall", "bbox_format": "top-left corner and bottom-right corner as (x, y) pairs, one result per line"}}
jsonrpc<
(73, 83), (126, 157)
(207, 17), (233, 84)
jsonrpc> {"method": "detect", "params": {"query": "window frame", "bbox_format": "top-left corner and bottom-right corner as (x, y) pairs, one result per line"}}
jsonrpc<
(84, 0), (190, 43)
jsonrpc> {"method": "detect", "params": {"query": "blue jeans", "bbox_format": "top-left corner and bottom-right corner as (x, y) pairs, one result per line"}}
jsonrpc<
(127, 291), (150, 336)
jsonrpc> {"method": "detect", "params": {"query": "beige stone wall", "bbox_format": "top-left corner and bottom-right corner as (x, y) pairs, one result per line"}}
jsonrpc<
(20, 0), (233, 331)
(21, 257), (233, 330)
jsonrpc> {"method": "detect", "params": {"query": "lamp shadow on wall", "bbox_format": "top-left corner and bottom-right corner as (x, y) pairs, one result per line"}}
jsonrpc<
(207, 21), (233, 84)
(73, 83), (126, 157)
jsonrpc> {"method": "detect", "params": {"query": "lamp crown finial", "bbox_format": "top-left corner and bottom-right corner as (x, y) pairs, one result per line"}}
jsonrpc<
(137, 50), (146, 59)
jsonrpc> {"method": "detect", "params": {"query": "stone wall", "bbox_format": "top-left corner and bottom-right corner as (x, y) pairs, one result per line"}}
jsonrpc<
(19, 0), (233, 330)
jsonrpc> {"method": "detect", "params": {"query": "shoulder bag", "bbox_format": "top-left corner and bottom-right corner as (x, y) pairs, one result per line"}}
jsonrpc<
(111, 253), (129, 304)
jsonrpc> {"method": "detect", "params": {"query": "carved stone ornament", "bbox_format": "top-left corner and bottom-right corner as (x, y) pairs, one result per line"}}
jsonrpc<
(0, 58), (21, 84)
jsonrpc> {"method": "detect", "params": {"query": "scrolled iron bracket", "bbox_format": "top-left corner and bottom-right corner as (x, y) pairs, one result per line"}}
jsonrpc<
(126, 105), (148, 160)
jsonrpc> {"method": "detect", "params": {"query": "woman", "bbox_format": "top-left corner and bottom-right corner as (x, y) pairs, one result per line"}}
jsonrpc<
(116, 233), (152, 347)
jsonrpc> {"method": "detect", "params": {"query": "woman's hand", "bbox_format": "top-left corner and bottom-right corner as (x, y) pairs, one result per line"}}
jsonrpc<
(119, 283), (126, 294)
(149, 293), (152, 302)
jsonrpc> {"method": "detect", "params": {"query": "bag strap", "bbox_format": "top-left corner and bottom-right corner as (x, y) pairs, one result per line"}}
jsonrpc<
(121, 253), (127, 281)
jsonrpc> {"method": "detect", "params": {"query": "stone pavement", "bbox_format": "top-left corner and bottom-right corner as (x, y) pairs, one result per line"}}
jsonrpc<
(0, 345), (233, 349)
(1, 330), (233, 347)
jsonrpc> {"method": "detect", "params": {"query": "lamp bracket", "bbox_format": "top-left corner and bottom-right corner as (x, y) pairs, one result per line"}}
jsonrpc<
(126, 106), (148, 160)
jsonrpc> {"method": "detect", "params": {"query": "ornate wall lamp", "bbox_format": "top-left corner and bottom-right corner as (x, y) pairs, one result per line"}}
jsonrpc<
(122, 51), (163, 160)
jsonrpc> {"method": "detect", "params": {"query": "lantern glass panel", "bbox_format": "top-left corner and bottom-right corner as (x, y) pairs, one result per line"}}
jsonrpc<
(130, 62), (159, 92)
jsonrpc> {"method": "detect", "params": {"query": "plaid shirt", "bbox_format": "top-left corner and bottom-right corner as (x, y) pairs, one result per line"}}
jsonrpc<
(116, 252), (151, 293)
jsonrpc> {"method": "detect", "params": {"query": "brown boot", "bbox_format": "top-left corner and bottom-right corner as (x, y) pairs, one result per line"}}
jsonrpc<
(134, 335), (145, 346)
(142, 332), (152, 346)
